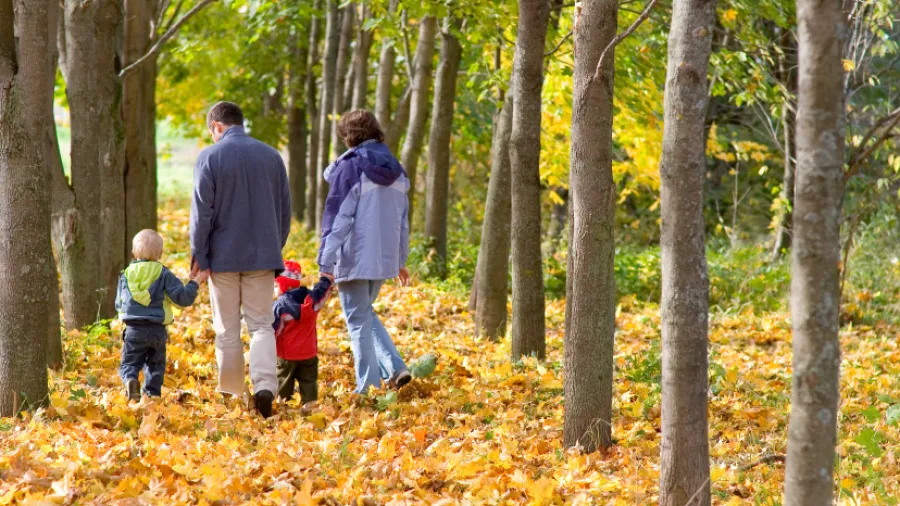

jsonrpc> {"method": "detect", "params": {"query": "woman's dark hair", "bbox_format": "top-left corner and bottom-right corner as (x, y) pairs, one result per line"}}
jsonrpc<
(337, 110), (385, 147)
(207, 101), (244, 127)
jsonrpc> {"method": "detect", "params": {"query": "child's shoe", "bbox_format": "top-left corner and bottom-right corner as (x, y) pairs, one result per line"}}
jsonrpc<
(125, 379), (141, 402)
(255, 390), (274, 418)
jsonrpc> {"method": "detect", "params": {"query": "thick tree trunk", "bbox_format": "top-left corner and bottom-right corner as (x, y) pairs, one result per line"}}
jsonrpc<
(288, 32), (310, 223)
(509, 0), (549, 360)
(474, 84), (514, 341)
(424, 19), (462, 279)
(315, 0), (341, 231)
(658, 0), (716, 503)
(771, 29), (797, 260)
(400, 15), (437, 228)
(330, 5), (355, 159)
(375, 0), (400, 129)
(305, 1), (322, 232)
(123, 0), (157, 265)
(56, 0), (123, 329)
(783, 0), (845, 502)
(563, 0), (617, 453)
(0, 0), (53, 415)
(350, 5), (374, 111)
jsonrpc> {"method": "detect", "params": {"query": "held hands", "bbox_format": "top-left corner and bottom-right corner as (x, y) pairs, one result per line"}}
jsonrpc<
(190, 259), (210, 285)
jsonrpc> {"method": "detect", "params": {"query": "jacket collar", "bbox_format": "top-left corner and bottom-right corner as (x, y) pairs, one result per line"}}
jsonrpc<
(221, 125), (246, 141)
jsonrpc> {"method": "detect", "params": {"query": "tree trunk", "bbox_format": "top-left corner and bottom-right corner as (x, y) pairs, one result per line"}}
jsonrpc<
(330, 4), (355, 159)
(385, 88), (411, 153)
(658, 0), (716, 503)
(288, 32), (310, 223)
(56, 0), (123, 329)
(305, 0), (323, 232)
(400, 15), (437, 228)
(563, 0), (617, 453)
(45, 0), (63, 370)
(548, 187), (568, 249)
(474, 84), (514, 341)
(509, 0), (549, 360)
(375, 0), (400, 128)
(771, 28), (797, 260)
(123, 0), (157, 266)
(315, 0), (341, 231)
(424, 19), (462, 279)
(350, 5), (374, 111)
(783, 0), (845, 502)
(0, 0), (54, 415)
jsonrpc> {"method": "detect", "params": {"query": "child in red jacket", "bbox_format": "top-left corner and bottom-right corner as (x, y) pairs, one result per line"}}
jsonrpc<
(273, 261), (334, 403)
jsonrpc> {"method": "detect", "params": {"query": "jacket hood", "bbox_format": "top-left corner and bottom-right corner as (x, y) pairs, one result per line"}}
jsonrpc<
(324, 141), (406, 186)
(124, 262), (163, 306)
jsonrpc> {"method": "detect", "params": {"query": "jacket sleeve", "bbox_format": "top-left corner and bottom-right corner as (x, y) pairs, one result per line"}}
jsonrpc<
(191, 152), (215, 271)
(309, 276), (334, 311)
(278, 154), (291, 247)
(114, 275), (126, 314)
(162, 268), (199, 307)
(399, 197), (410, 268)
(318, 162), (361, 274)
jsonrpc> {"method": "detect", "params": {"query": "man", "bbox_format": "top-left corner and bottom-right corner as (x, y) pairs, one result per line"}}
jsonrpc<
(190, 101), (291, 417)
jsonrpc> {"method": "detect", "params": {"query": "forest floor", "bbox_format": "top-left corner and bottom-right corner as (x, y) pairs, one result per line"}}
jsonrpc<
(2, 203), (900, 505)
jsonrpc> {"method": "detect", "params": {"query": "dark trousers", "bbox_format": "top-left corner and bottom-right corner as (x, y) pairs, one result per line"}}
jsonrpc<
(119, 324), (167, 397)
(277, 357), (318, 403)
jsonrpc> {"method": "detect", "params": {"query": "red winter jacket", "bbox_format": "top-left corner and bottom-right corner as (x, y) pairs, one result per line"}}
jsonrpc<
(272, 277), (333, 361)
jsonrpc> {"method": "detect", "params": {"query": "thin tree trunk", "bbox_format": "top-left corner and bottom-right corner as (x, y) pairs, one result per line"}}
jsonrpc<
(509, 0), (549, 360)
(658, 0), (716, 503)
(783, 0), (845, 501)
(385, 88), (411, 153)
(45, 0), (63, 370)
(305, 0), (322, 232)
(771, 28), (797, 260)
(123, 0), (157, 266)
(288, 31), (310, 223)
(351, 5), (374, 111)
(375, 0), (400, 128)
(563, 0), (617, 453)
(315, 0), (340, 231)
(331, 4), (355, 159)
(424, 19), (462, 279)
(0, 0), (53, 415)
(400, 15), (438, 228)
(474, 83), (514, 341)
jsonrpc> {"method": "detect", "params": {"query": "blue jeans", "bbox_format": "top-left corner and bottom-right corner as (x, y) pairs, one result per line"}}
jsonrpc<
(119, 324), (167, 397)
(338, 280), (407, 394)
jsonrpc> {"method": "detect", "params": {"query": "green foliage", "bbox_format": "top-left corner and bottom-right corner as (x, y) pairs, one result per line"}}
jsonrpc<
(409, 353), (438, 378)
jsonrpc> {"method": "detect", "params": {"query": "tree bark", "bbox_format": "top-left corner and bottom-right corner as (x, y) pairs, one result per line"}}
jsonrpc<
(288, 31), (310, 223)
(330, 4), (355, 159)
(658, 0), (716, 503)
(55, 0), (123, 329)
(424, 18), (462, 279)
(45, 0), (63, 370)
(305, 0), (322, 232)
(123, 0), (157, 266)
(400, 15), (437, 228)
(474, 84), (514, 341)
(375, 0), (400, 129)
(563, 0), (617, 453)
(783, 0), (845, 502)
(509, 0), (549, 360)
(0, 0), (54, 415)
(315, 0), (341, 231)
(771, 28), (797, 260)
(385, 87), (411, 153)
(350, 5), (374, 111)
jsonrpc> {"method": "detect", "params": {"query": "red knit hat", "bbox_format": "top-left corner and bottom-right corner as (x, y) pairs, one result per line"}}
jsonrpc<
(275, 261), (303, 293)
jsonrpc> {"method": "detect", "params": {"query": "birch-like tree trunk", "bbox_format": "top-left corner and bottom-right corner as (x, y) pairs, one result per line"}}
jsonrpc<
(509, 0), (549, 360)
(288, 31), (309, 222)
(374, 0), (400, 128)
(330, 4), (355, 158)
(424, 18), (462, 279)
(783, 0), (845, 501)
(771, 29), (797, 260)
(563, 0), (617, 453)
(350, 5), (373, 111)
(658, 0), (716, 503)
(400, 15), (437, 227)
(314, 0), (340, 231)
(0, 0), (54, 415)
(305, 0), (322, 232)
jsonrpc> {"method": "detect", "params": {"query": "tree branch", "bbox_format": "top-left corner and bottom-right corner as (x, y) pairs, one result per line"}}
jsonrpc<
(119, 0), (216, 79)
(152, 0), (172, 34)
(738, 454), (786, 472)
(401, 9), (415, 81)
(160, 0), (186, 37)
(845, 106), (900, 182)
(591, 0), (660, 82)
(545, 30), (572, 57)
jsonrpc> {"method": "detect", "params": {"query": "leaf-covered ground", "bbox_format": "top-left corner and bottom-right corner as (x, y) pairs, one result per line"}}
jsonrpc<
(2, 203), (900, 505)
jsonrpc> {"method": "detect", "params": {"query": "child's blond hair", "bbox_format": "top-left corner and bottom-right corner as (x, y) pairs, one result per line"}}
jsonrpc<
(132, 229), (164, 261)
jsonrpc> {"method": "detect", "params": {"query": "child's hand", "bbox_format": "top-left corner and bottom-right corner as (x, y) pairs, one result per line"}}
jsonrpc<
(193, 270), (210, 285)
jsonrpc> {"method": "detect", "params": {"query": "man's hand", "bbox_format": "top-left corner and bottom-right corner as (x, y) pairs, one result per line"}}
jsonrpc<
(190, 258), (200, 279)
(397, 267), (411, 287)
(193, 269), (210, 285)
(319, 272), (335, 283)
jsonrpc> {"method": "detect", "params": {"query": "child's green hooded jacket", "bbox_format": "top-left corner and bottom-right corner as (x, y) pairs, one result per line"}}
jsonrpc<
(115, 261), (199, 325)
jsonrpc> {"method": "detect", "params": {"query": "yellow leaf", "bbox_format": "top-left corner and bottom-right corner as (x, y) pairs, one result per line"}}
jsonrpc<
(723, 9), (738, 22)
(842, 59), (856, 72)
(296, 479), (314, 506)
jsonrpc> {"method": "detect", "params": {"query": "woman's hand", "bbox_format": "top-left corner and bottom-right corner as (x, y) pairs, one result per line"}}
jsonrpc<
(397, 267), (411, 287)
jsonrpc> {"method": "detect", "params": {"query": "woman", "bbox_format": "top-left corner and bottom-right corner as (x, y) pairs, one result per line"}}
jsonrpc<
(317, 110), (412, 394)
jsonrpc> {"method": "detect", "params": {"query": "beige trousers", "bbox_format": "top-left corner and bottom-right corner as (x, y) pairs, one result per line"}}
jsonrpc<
(209, 270), (277, 395)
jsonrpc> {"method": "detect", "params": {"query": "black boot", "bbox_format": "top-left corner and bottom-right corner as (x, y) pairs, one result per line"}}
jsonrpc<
(254, 390), (274, 418)
(125, 379), (141, 402)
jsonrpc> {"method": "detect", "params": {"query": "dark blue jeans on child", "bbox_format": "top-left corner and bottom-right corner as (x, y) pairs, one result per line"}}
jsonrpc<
(119, 323), (168, 397)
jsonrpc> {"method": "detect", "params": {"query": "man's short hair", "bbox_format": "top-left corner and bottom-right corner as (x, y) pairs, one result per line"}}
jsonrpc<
(207, 101), (244, 128)
(133, 229), (164, 261)
(337, 109), (385, 147)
